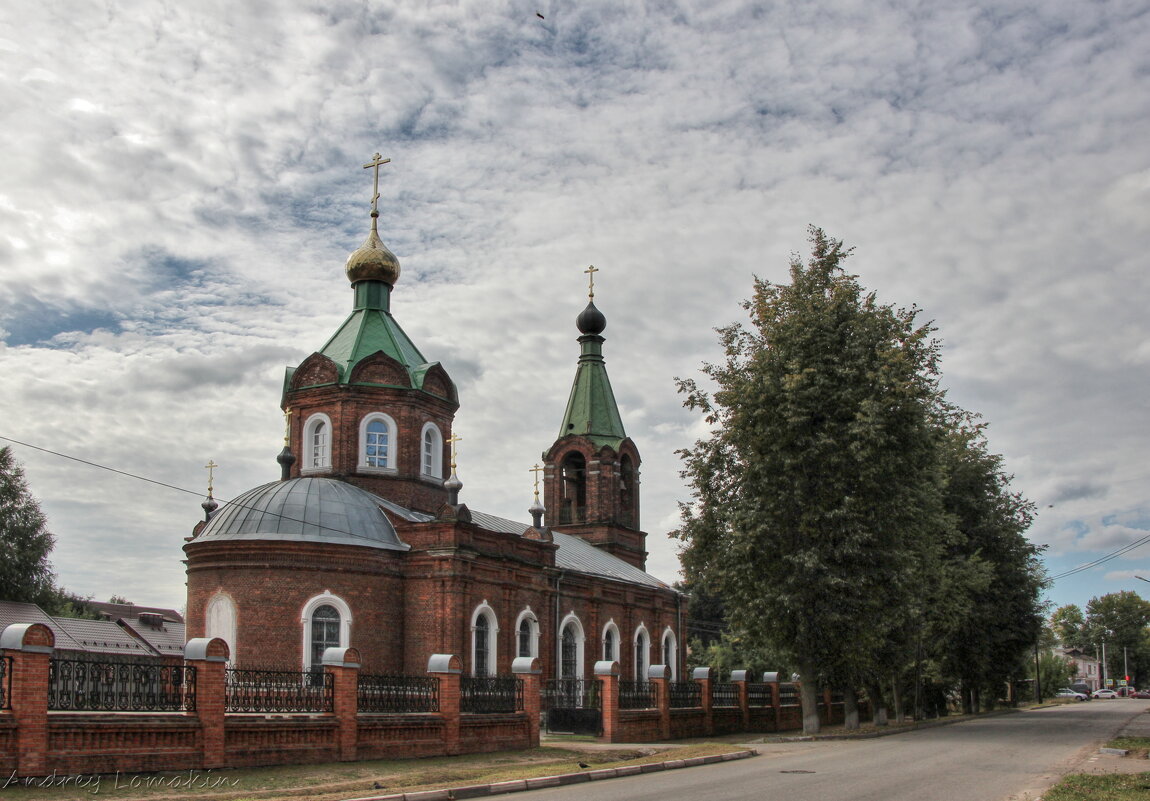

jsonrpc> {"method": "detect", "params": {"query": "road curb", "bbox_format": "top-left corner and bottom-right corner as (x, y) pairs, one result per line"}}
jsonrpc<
(763, 708), (1020, 742)
(341, 749), (757, 801)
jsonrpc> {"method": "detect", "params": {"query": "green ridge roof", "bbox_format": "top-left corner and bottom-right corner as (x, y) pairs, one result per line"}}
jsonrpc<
(559, 334), (627, 451)
(319, 307), (429, 384)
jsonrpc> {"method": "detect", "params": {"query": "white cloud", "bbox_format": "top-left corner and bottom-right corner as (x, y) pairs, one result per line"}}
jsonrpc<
(1, 0), (1148, 612)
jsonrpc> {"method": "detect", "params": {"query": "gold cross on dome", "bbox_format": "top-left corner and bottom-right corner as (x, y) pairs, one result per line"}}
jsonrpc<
(363, 152), (391, 214)
(529, 463), (544, 497)
(204, 460), (219, 496)
(447, 433), (462, 470)
(584, 264), (598, 299)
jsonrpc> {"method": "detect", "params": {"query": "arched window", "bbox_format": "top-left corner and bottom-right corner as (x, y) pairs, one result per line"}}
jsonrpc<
(515, 608), (539, 659)
(421, 423), (444, 479)
(557, 613), (585, 679)
(359, 413), (397, 472)
(300, 592), (352, 673)
(303, 413), (333, 472)
(561, 624), (578, 678)
(475, 616), (490, 676)
(601, 620), (620, 663)
(620, 455), (637, 527)
(560, 452), (587, 524)
(470, 602), (499, 677)
(634, 625), (649, 681)
(662, 628), (678, 680)
(205, 593), (237, 664)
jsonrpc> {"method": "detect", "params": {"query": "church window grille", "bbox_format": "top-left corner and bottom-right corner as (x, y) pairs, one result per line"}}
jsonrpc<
(561, 623), (577, 679)
(560, 452), (587, 524)
(310, 605), (340, 672)
(519, 619), (532, 658)
(475, 616), (490, 677)
(634, 628), (649, 681)
(603, 627), (616, 662)
(359, 413), (397, 472)
(662, 629), (678, 680)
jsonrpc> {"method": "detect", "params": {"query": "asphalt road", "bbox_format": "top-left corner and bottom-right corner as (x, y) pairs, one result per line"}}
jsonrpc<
(536, 700), (1150, 801)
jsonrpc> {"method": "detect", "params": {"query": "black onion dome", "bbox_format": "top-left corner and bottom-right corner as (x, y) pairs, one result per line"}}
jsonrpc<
(193, 477), (408, 551)
(576, 300), (606, 335)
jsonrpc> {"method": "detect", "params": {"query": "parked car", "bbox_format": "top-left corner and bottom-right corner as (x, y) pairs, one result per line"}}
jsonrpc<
(1092, 688), (1119, 699)
(1131, 689), (1150, 699)
(1055, 688), (1089, 701)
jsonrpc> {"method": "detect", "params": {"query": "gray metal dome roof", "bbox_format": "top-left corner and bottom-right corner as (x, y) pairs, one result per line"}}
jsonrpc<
(194, 477), (408, 551)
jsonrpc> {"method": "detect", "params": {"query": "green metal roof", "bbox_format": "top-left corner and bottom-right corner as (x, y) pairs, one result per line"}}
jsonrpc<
(558, 334), (627, 451)
(319, 307), (428, 384)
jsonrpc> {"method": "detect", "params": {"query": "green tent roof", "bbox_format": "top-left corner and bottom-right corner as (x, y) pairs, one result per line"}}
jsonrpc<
(559, 333), (627, 451)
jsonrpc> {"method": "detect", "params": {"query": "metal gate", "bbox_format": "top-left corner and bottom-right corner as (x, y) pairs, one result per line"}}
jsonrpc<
(542, 679), (602, 735)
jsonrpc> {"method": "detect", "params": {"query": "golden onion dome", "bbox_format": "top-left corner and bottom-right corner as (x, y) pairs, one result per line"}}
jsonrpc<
(345, 211), (401, 286)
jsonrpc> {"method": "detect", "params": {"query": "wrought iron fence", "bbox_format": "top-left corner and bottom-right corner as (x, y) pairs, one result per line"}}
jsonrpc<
(47, 658), (196, 712)
(0, 655), (11, 710)
(225, 667), (333, 713)
(460, 676), (523, 714)
(747, 683), (772, 706)
(357, 674), (439, 713)
(618, 680), (657, 710)
(711, 681), (739, 707)
(543, 679), (601, 710)
(668, 680), (702, 708)
(831, 690), (845, 703)
(778, 683), (801, 706)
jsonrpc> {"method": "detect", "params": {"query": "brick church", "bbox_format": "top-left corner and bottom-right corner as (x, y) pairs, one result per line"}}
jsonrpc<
(183, 157), (684, 682)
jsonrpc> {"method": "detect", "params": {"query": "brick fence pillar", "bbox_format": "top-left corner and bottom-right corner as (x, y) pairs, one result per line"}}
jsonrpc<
(693, 667), (713, 736)
(594, 660), (620, 742)
(323, 646), (361, 761)
(428, 654), (462, 756)
(764, 671), (781, 733)
(184, 637), (230, 769)
(649, 664), (671, 740)
(823, 686), (834, 725)
(1, 623), (54, 777)
(730, 670), (749, 732)
(512, 657), (542, 747)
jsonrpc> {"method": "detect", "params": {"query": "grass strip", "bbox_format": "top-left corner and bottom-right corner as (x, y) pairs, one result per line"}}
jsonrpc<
(1044, 772), (1150, 801)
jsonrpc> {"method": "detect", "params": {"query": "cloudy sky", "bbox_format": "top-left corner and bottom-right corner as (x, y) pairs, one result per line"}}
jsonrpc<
(1, 0), (1148, 619)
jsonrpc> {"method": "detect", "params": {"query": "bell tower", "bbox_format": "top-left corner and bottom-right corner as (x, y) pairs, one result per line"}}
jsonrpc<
(542, 268), (647, 569)
(281, 154), (458, 514)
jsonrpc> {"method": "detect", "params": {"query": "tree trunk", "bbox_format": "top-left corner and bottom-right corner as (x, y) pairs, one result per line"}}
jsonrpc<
(868, 682), (888, 726)
(843, 686), (860, 730)
(892, 675), (906, 724)
(798, 665), (821, 735)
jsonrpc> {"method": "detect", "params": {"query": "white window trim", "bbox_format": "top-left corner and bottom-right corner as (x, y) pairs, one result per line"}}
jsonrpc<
(421, 422), (444, 480)
(470, 601), (500, 677)
(601, 619), (620, 663)
(358, 412), (399, 473)
(205, 592), (237, 665)
(302, 412), (333, 474)
(514, 607), (540, 659)
(661, 627), (678, 680)
(300, 591), (352, 672)
(633, 623), (650, 682)
(557, 611), (586, 679)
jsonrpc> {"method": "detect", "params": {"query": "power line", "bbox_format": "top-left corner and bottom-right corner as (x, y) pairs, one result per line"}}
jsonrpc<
(0, 434), (388, 544)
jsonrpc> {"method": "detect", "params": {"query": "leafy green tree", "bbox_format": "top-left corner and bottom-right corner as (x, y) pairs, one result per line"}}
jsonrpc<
(0, 446), (58, 605)
(1082, 592), (1150, 688)
(674, 227), (943, 733)
(1050, 604), (1086, 647)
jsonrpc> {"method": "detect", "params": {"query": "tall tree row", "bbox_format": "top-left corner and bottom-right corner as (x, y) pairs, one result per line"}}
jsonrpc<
(674, 227), (1045, 733)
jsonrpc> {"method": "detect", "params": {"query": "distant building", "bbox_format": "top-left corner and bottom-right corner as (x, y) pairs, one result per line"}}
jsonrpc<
(182, 161), (684, 679)
(0, 600), (184, 660)
(1058, 646), (1101, 690)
